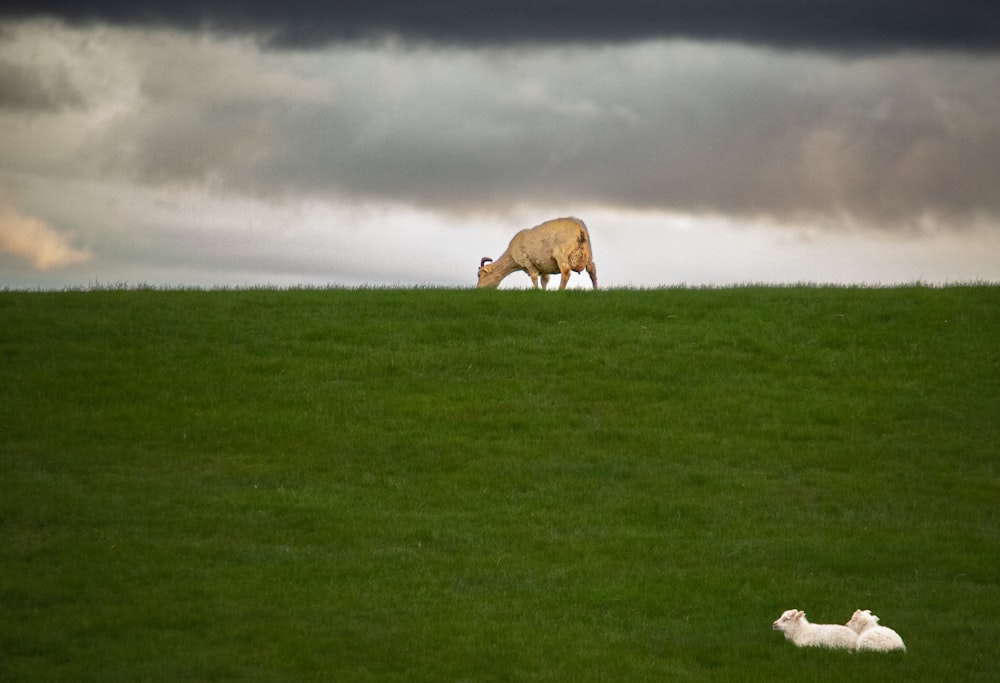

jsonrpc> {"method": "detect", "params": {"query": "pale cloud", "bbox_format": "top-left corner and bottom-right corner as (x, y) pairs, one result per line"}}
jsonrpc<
(0, 198), (92, 270)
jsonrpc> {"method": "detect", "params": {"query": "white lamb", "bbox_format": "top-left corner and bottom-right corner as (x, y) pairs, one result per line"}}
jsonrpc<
(772, 609), (859, 650)
(846, 609), (907, 652)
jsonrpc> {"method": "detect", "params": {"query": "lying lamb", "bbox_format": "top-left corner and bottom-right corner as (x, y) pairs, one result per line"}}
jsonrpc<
(773, 609), (859, 650)
(846, 609), (907, 652)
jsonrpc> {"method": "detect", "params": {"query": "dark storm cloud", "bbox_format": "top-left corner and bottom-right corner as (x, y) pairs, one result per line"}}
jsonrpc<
(3, 1), (999, 51)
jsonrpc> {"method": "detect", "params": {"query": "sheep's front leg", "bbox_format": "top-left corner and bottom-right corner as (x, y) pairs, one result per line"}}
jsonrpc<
(540, 274), (550, 290)
(586, 261), (598, 289)
(558, 268), (571, 290)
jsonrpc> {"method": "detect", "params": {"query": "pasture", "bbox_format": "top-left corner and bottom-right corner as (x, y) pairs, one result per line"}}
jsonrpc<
(1, 286), (997, 681)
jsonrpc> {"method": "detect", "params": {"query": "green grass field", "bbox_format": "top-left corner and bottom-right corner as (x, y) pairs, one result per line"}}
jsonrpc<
(2, 286), (998, 681)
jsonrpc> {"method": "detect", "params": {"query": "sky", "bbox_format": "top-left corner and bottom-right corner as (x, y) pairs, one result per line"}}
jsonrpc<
(2, 2), (999, 289)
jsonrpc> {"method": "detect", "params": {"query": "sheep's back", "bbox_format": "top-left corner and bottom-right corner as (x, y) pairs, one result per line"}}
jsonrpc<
(796, 624), (859, 649)
(857, 626), (906, 652)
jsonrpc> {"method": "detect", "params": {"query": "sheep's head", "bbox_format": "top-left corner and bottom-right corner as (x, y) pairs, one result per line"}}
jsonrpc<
(773, 609), (805, 631)
(477, 257), (498, 288)
(846, 609), (879, 633)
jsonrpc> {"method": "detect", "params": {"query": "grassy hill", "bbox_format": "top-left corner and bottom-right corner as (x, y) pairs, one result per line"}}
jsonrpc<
(2, 286), (998, 681)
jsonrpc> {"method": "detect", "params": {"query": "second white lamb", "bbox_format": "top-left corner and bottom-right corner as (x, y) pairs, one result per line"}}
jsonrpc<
(846, 609), (906, 652)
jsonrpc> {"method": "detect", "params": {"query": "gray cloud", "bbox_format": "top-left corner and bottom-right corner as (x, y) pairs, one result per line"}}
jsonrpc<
(2, 2), (999, 52)
(0, 59), (83, 110)
(68, 37), (1000, 231)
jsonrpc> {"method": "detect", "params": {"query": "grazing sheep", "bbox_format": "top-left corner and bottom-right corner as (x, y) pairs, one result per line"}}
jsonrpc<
(772, 609), (859, 650)
(846, 609), (907, 652)
(477, 216), (598, 290)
